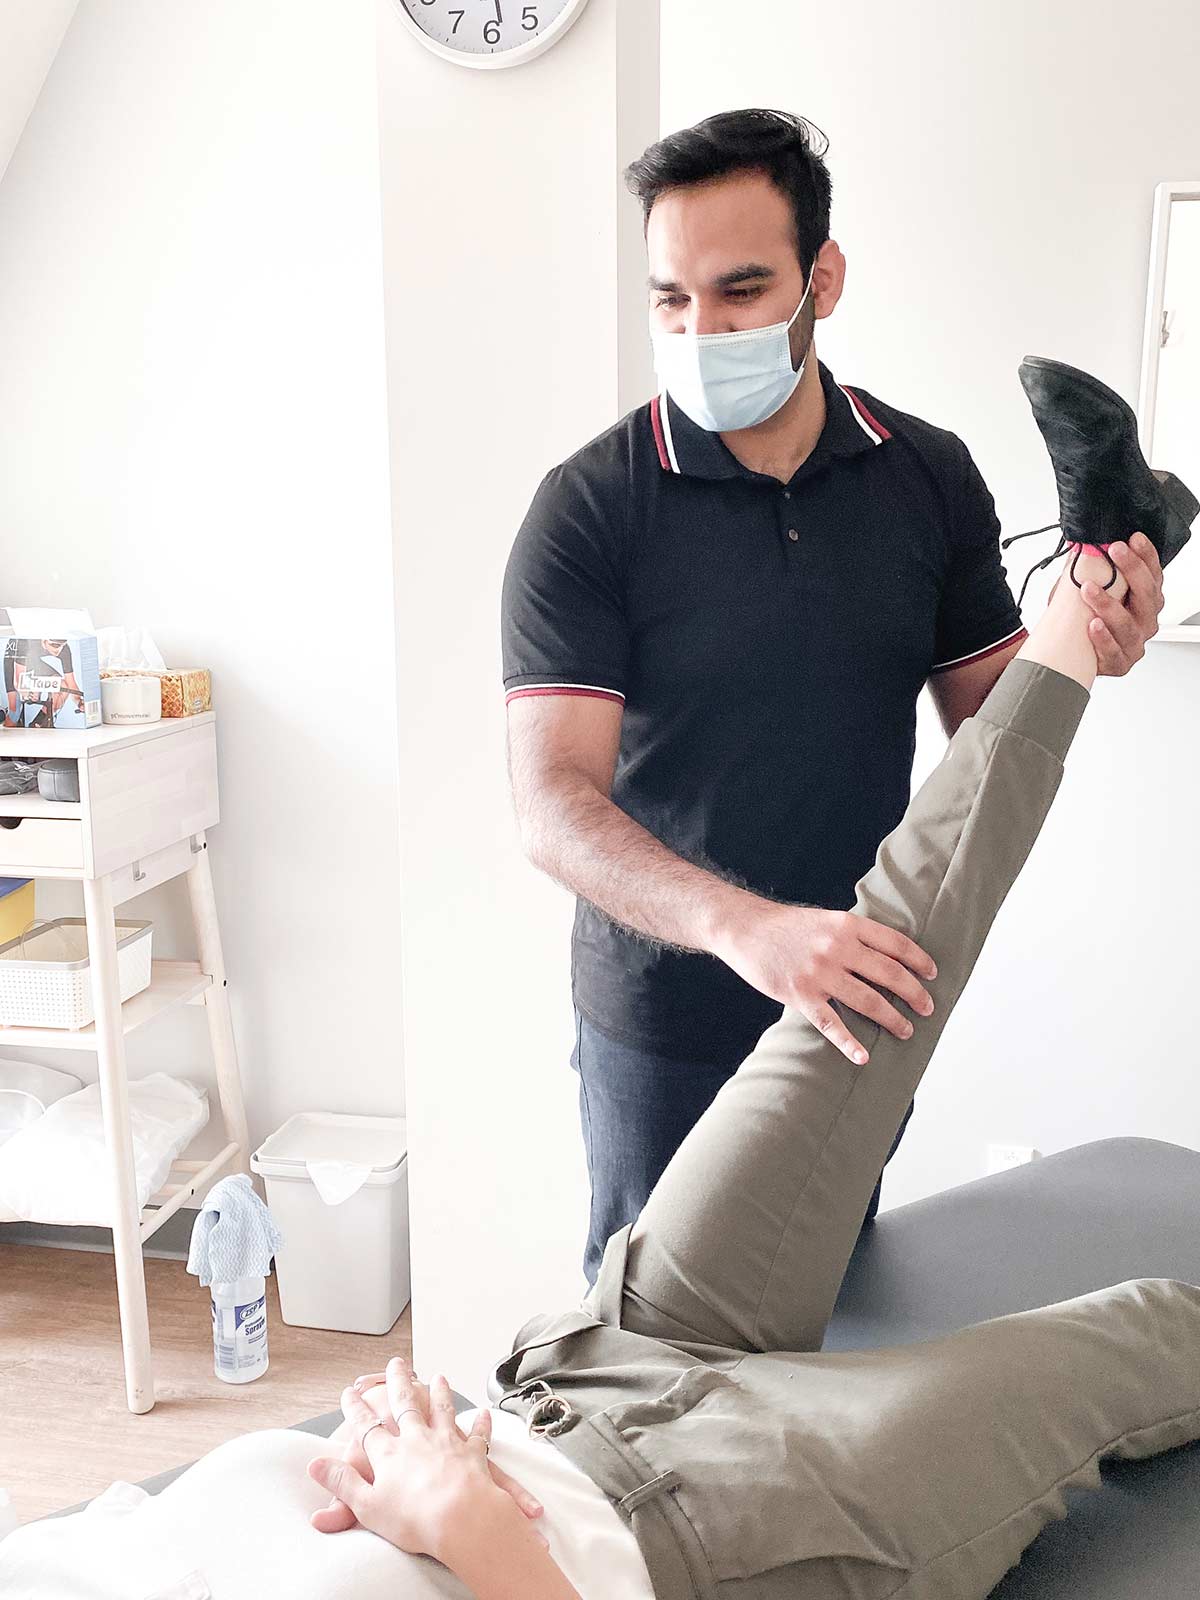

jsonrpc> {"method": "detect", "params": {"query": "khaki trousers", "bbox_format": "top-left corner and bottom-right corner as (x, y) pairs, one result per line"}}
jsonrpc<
(488, 658), (1200, 1599)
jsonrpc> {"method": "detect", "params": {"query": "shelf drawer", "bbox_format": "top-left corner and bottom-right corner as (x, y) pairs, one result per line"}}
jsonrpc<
(0, 816), (84, 870)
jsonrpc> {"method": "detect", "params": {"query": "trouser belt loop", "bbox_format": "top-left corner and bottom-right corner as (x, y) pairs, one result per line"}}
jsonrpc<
(619, 1469), (683, 1512)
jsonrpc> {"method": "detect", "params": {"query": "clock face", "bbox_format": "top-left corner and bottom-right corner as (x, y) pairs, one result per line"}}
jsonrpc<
(395, 0), (588, 67)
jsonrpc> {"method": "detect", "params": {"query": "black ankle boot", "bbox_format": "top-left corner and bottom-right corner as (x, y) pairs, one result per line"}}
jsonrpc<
(1002, 355), (1198, 610)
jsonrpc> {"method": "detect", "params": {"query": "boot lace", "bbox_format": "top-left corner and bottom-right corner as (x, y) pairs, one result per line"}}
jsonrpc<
(1000, 521), (1119, 611)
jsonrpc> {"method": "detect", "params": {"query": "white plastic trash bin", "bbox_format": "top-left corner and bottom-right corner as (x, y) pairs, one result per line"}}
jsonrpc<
(250, 1112), (410, 1335)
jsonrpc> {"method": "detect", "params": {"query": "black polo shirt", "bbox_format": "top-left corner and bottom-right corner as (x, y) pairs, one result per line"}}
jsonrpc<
(501, 356), (1027, 1065)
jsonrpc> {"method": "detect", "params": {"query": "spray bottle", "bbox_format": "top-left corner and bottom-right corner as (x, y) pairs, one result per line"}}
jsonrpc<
(209, 1273), (270, 1384)
(187, 1173), (283, 1387)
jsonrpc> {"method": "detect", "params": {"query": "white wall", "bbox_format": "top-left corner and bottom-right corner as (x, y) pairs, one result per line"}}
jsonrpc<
(0, 0), (77, 185)
(659, 0), (1200, 1209)
(378, 0), (659, 1393)
(0, 1), (403, 1159)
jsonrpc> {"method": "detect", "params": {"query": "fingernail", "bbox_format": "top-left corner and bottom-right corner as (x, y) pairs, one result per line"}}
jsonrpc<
(854, 1050), (868, 1065)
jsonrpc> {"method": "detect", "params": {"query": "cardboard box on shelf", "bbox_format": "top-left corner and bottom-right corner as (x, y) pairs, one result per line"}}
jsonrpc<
(0, 880), (34, 944)
(100, 666), (211, 717)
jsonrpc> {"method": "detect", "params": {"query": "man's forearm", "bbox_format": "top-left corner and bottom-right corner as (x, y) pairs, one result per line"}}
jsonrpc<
(522, 776), (757, 955)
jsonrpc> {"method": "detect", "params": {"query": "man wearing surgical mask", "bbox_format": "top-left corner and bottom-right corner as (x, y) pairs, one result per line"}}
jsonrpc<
(500, 108), (1164, 1289)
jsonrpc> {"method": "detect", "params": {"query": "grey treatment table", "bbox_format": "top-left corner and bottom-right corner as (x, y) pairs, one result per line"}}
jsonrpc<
(54, 1137), (1200, 1596)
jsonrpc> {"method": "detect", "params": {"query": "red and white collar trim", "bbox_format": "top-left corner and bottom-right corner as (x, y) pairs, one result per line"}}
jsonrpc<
(650, 382), (890, 473)
(651, 387), (681, 473)
(838, 383), (891, 444)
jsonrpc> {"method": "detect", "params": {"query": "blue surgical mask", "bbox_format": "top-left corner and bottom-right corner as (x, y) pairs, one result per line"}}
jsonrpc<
(649, 259), (818, 433)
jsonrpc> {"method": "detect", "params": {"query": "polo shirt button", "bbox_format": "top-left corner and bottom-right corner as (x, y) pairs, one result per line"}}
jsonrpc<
(787, 528), (799, 542)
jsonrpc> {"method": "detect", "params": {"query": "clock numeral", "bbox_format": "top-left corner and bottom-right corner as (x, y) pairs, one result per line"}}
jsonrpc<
(407, 0), (551, 51)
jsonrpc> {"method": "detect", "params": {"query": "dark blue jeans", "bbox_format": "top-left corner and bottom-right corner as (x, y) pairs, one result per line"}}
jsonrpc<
(571, 1004), (916, 1290)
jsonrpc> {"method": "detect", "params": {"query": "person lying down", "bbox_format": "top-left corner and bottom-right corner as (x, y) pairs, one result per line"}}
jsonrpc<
(6, 536), (1200, 1600)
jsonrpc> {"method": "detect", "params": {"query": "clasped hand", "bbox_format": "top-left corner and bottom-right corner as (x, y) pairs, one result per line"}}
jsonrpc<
(307, 1354), (548, 1563)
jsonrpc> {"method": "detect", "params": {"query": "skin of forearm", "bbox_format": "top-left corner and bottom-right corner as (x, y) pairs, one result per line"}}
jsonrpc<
(440, 1484), (583, 1600)
(523, 774), (758, 956)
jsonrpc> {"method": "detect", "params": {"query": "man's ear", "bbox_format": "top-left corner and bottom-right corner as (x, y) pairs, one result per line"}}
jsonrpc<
(813, 239), (847, 321)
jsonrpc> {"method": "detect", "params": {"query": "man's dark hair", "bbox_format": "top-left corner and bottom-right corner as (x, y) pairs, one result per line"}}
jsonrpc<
(622, 108), (832, 278)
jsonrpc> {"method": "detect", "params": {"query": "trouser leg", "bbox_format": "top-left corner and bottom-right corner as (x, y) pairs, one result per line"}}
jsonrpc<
(587, 657), (1089, 1355)
(862, 1095), (916, 1223)
(574, 1010), (913, 1287)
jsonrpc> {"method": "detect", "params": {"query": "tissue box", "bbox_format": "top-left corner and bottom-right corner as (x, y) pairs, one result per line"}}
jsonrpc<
(100, 666), (211, 717)
(2, 635), (102, 729)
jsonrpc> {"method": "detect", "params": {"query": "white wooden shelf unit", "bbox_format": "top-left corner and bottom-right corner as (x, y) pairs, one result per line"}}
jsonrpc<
(0, 712), (248, 1413)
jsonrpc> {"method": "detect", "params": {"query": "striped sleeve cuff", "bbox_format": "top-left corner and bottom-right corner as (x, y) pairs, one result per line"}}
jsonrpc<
(929, 625), (1028, 675)
(504, 680), (625, 706)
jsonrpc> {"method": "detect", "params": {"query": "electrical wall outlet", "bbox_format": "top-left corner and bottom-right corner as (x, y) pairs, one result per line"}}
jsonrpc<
(986, 1143), (1041, 1176)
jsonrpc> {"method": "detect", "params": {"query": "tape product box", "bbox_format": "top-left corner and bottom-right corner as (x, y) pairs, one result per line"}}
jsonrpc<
(2, 634), (102, 729)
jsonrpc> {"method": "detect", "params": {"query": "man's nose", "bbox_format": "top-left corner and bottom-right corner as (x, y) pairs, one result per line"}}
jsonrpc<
(689, 303), (734, 337)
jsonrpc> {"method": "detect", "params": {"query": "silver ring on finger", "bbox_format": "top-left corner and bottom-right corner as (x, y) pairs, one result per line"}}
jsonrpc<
(361, 1419), (388, 1447)
(393, 1406), (424, 1424)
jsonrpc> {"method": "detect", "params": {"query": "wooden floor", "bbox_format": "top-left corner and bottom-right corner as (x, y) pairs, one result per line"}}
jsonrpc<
(0, 1243), (412, 1525)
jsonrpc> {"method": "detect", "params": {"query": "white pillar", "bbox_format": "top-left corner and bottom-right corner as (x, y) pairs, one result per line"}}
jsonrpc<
(378, 0), (660, 1389)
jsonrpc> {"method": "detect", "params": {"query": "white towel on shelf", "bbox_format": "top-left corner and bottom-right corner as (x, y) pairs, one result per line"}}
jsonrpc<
(0, 1061), (83, 1149)
(186, 1173), (283, 1287)
(0, 1073), (208, 1225)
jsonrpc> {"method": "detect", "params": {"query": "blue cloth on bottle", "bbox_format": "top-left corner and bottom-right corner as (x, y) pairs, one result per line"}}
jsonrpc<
(186, 1173), (284, 1287)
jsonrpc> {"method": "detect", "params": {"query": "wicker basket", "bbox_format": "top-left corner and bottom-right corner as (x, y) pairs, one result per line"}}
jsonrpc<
(0, 918), (154, 1030)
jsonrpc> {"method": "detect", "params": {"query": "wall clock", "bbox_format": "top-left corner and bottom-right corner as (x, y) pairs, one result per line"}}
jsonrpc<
(392, 0), (593, 70)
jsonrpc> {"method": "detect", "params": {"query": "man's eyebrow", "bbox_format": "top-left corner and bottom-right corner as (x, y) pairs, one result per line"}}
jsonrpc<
(647, 262), (777, 293)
